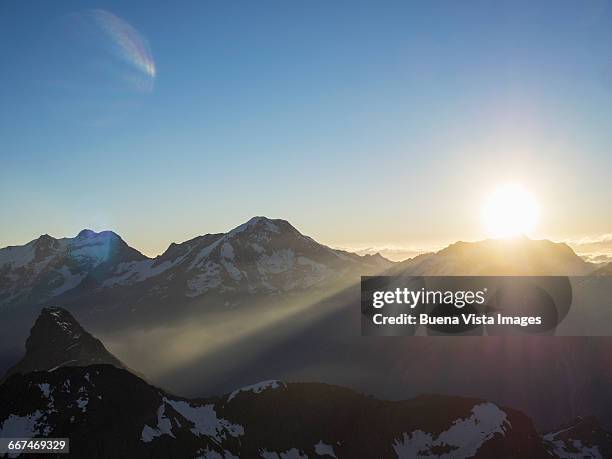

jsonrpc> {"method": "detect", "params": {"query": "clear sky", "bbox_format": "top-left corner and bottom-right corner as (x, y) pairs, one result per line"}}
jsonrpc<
(2, 0), (612, 257)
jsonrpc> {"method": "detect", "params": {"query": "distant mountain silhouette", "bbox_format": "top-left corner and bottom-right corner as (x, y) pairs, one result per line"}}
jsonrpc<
(393, 236), (595, 276)
(594, 262), (612, 276)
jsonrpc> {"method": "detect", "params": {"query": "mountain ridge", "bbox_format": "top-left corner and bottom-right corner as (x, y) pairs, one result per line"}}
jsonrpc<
(1, 307), (610, 458)
(0, 217), (394, 310)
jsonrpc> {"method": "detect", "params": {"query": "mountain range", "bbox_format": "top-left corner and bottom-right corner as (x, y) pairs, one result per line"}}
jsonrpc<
(1, 307), (610, 458)
(0, 217), (392, 312)
(1, 216), (611, 443)
(1, 217), (603, 317)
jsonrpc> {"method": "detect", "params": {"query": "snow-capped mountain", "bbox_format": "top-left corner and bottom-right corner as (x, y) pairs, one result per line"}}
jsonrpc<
(2, 307), (125, 382)
(98, 217), (391, 298)
(3, 219), (606, 314)
(0, 218), (391, 311)
(0, 230), (146, 309)
(392, 237), (595, 276)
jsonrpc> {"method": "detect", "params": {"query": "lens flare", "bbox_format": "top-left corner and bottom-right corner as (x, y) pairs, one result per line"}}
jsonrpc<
(91, 10), (155, 77)
(86, 9), (156, 91)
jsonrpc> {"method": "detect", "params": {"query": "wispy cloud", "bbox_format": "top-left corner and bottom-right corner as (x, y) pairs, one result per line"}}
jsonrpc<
(563, 234), (612, 263)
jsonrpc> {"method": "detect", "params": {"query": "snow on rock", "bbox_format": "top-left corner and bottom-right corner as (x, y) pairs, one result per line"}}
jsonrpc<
(314, 441), (337, 457)
(257, 250), (295, 275)
(392, 402), (510, 459)
(0, 242), (38, 269)
(543, 429), (603, 459)
(229, 217), (280, 238)
(164, 398), (243, 441)
(0, 411), (48, 438)
(76, 397), (88, 412)
(259, 449), (308, 459)
(228, 380), (287, 402)
(141, 404), (176, 443)
(221, 243), (235, 260)
(186, 262), (223, 297)
(38, 383), (52, 399)
(221, 259), (243, 281)
(102, 256), (185, 287)
(49, 266), (86, 297)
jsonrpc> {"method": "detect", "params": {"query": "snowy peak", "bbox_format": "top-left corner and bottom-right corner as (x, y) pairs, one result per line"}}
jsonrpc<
(181, 216), (392, 295)
(100, 217), (393, 298)
(0, 230), (147, 307)
(229, 216), (290, 235)
(2, 307), (125, 381)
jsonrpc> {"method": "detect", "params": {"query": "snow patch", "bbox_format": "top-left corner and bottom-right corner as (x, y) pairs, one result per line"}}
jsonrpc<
(221, 259), (243, 281)
(186, 262), (223, 297)
(544, 429), (603, 459)
(221, 243), (235, 260)
(76, 397), (88, 412)
(392, 402), (510, 459)
(141, 404), (175, 443)
(0, 411), (46, 437)
(314, 441), (337, 457)
(38, 383), (52, 399)
(257, 250), (295, 275)
(228, 380), (286, 402)
(164, 398), (243, 441)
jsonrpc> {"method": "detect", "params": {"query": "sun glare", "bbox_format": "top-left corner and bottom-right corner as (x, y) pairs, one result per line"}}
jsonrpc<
(482, 184), (539, 239)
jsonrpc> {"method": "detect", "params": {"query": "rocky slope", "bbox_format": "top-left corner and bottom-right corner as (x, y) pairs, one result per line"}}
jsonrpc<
(1, 308), (610, 458)
(543, 416), (612, 458)
(0, 364), (555, 459)
(2, 307), (125, 382)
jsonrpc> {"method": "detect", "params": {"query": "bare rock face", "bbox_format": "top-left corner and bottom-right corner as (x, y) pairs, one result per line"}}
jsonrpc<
(2, 307), (125, 381)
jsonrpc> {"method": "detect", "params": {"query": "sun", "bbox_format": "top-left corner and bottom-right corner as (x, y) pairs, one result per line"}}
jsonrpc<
(482, 184), (539, 239)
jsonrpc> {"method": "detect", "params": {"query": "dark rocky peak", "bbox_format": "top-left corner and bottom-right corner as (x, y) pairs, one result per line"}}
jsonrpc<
(24, 307), (86, 351)
(2, 307), (125, 381)
(33, 234), (60, 260)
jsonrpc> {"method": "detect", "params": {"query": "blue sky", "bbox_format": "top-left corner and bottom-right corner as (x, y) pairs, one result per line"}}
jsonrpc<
(2, 0), (612, 256)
